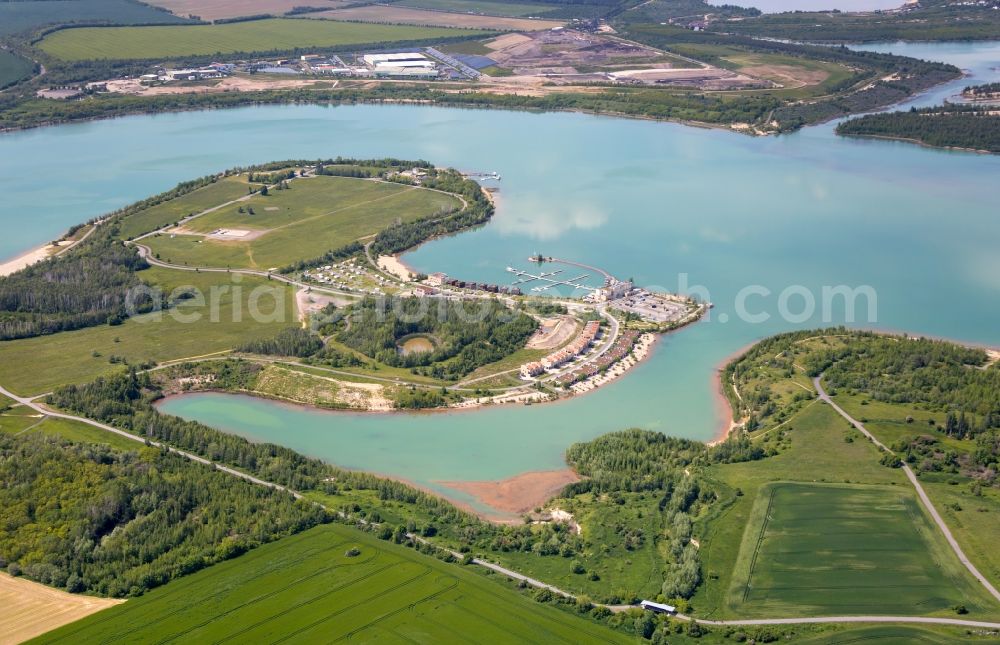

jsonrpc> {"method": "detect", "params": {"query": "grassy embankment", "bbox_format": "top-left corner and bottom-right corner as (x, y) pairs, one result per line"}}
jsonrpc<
(34, 523), (630, 644)
(38, 19), (489, 60)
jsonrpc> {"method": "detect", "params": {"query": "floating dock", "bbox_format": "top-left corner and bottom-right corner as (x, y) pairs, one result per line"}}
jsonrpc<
(506, 266), (596, 292)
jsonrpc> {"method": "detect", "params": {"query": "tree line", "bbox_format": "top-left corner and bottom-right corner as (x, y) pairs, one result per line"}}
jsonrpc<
(0, 226), (149, 340)
(0, 431), (329, 598)
(837, 106), (1000, 154)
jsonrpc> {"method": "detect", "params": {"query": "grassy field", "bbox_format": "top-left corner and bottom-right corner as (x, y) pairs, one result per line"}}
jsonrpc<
(39, 19), (488, 60)
(398, 0), (558, 17)
(699, 331), (1000, 620)
(117, 175), (253, 240)
(726, 481), (991, 617)
(0, 414), (141, 452)
(36, 523), (630, 643)
(144, 175), (460, 270)
(0, 0), (189, 37)
(0, 267), (296, 396)
(695, 401), (909, 618)
(0, 50), (34, 89)
(147, 0), (354, 22)
(316, 5), (563, 30)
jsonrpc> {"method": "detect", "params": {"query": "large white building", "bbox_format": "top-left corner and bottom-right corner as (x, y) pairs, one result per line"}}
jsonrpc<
(362, 52), (428, 66)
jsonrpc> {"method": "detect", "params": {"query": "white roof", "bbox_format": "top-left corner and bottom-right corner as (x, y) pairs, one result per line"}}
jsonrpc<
(640, 600), (676, 612)
(363, 52), (427, 63)
(374, 60), (434, 69)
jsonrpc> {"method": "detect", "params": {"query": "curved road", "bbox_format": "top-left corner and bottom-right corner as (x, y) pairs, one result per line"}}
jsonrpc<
(814, 374), (1000, 604)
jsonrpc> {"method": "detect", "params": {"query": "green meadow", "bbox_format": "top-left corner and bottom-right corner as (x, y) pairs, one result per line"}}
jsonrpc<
(144, 175), (460, 270)
(35, 524), (630, 644)
(0, 267), (296, 396)
(39, 19), (488, 60)
(117, 175), (252, 240)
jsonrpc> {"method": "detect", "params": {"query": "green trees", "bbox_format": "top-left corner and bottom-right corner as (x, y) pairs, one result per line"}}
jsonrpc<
(237, 327), (324, 357)
(0, 230), (149, 340)
(837, 107), (1000, 154)
(335, 297), (537, 380)
(0, 432), (328, 598)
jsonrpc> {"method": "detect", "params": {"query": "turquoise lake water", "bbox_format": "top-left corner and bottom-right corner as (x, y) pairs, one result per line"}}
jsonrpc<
(1, 41), (998, 510)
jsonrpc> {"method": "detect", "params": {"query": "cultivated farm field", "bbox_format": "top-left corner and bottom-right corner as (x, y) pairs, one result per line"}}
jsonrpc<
(0, 0), (189, 37)
(312, 5), (564, 31)
(726, 481), (993, 617)
(398, 0), (560, 17)
(147, 0), (353, 21)
(36, 524), (630, 643)
(39, 19), (489, 60)
(0, 573), (122, 644)
(143, 175), (461, 270)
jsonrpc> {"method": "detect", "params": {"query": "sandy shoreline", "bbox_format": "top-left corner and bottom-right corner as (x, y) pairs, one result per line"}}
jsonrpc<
(437, 469), (580, 521)
(0, 241), (62, 277)
(708, 340), (757, 446)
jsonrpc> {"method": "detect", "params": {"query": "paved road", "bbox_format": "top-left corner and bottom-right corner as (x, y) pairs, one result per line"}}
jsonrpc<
(814, 375), (1000, 605)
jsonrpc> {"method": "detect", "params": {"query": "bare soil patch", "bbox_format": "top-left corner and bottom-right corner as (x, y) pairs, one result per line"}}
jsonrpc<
(439, 469), (580, 518)
(104, 75), (329, 97)
(0, 573), (123, 644)
(739, 64), (829, 89)
(147, 0), (351, 21)
(309, 6), (563, 30)
(527, 315), (578, 350)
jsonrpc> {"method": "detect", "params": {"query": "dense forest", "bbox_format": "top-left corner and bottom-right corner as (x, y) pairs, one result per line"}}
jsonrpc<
(335, 296), (537, 380)
(0, 432), (328, 597)
(237, 327), (324, 358)
(0, 228), (149, 340)
(837, 106), (1000, 154)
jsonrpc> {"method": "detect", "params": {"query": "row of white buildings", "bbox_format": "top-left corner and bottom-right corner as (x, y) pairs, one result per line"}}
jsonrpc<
(520, 320), (601, 379)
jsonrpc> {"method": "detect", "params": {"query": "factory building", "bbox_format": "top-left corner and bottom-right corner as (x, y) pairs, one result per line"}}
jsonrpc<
(362, 52), (429, 66)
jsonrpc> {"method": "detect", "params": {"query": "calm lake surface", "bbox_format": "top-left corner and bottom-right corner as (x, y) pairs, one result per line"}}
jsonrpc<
(2, 41), (998, 510)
